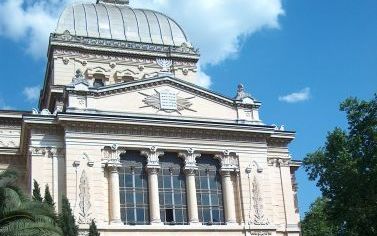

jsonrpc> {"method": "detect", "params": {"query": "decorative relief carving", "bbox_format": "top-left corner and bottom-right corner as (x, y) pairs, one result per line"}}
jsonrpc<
(215, 150), (239, 172)
(140, 146), (164, 169)
(178, 148), (201, 170)
(139, 89), (196, 114)
(28, 147), (65, 158)
(51, 33), (199, 56)
(246, 162), (269, 226)
(156, 58), (173, 72)
(78, 170), (91, 224)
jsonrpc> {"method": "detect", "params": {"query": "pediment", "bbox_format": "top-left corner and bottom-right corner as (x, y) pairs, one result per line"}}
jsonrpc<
(66, 76), (244, 121)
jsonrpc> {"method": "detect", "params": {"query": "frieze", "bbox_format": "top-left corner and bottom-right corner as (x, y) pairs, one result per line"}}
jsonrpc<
(28, 147), (65, 157)
(54, 48), (198, 67)
(50, 33), (200, 58)
(65, 122), (267, 143)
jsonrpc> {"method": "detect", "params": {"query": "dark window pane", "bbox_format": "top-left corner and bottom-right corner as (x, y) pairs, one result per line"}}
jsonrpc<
(135, 192), (143, 204)
(136, 208), (144, 222)
(175, 209), (183, 223)
(135, 174), (142, 187)
(126, 208), (134, 222)
(211, 194), (219, 206)
(212, 210), (220, 222)
(200, 177), (208, 189)
(173, 177), (181, 188)
(165, 193), (172, 205)
(164, 176), (172, 188)
(119, 174), (125, 187)
(174, 193), (182, 205)
(125, 175), (133, 188)
(126, 192), (134, 204)
(202, 194), (210, 205)
(120, 191), (125, 205)
(165, 209), (174, 223)
(203, 209), (211, 223)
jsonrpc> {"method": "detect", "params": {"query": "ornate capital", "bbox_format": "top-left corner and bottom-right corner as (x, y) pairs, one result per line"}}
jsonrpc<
(267, 157), (290, 167)
(215, 150), (239, 172)
(140, 146), (164, 169)
(178, 148), (201, 171)
(101, 144), (123, 169)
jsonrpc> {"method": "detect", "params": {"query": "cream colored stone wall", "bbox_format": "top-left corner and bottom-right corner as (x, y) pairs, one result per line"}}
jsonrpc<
(52, 50), (198, 87)
(76, 84), (237, 120)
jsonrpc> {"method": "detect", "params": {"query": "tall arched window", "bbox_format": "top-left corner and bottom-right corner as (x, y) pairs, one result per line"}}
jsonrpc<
(119, 150), (149, 225)
(158, 152), (188, 225)
(196, 154), (225, 225)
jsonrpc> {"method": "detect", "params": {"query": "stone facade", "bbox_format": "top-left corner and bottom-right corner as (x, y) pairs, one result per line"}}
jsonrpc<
(0, 0), (301, 235)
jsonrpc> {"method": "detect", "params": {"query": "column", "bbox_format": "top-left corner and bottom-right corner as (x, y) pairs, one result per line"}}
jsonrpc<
(221, 170), (237, 224)
(179, 149), (201, 225)
(278, 159), (300, 232)
(185, 169), (200, 224)
(141, 146), (164, 225)
(108, 164), (122, 224)
(146, 167), (162, 224)
(216, 150), (239, 225)
(102, 145), (123, 225)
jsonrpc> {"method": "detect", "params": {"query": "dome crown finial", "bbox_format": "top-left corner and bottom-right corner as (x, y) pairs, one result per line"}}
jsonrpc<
(97, 0), (129, 5)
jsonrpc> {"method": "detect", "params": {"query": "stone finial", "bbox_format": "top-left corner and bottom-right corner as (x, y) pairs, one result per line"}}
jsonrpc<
(234, 83), (253, 101)
(97, 0), (129, 5)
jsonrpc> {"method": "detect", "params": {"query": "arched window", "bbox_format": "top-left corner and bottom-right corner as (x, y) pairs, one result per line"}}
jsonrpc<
(158, 152), (188, 225)
(196, 154), (225, 225)
(119, 150), (149, 225)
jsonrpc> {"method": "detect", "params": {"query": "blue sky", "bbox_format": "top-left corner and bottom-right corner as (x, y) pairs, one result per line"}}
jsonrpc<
(0, 0), (376, 216)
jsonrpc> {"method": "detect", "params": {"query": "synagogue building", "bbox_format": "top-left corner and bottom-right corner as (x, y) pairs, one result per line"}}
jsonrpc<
(0, 0), (301, 235)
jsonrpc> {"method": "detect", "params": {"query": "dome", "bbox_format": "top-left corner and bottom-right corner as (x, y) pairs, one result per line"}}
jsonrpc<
(56, 0), (189, 47)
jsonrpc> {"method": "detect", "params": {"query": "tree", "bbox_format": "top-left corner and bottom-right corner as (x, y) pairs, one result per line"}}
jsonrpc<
(32, 180), (43, 202)
(88, 220), (100, 236)
(44, 185), (54, 208)
(58, 196), (78, 236)
(301, 198), (338, 236)
(303, 94), (377, 235)
(0, 170), (63, 236)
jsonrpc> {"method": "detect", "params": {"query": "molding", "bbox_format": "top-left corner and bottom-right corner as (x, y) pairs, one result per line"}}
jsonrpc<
(50, 33), (200, 60)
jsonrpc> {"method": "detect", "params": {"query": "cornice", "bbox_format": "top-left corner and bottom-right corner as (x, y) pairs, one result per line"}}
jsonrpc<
(65, 76), (259, 109)
(49, 33), (200, 60)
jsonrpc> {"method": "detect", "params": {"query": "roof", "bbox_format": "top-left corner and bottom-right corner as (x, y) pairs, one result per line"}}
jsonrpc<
(56, 1), (189, 47)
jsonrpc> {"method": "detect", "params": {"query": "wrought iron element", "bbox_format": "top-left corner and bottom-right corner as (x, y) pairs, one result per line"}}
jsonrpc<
(139, 89), (196, 114)
(78, 170), (91, 224)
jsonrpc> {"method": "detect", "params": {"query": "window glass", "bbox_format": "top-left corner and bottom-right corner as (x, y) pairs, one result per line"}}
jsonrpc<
(119, 150), (149, 225)
(159, 152), (188, 225)
(196, 154), (225, 225)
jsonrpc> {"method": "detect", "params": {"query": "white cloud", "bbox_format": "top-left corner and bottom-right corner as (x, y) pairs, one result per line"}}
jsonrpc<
(279, 87), (311, 103)
(0, 0), (284, 87)
(23, 86), (40, 102)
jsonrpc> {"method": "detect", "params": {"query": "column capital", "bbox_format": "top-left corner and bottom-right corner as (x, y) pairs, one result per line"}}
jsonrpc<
(215, 150), (239, 172)
(140, 146), (164, 169)
(178, 148), (201, 171)
(101, 145), (123, 169)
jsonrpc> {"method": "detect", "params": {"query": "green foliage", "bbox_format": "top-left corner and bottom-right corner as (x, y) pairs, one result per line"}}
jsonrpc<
(32, 180), (43, 202)
(303, 94), (377, 235)
(301, 198), (339, 236)
(43, 185), (54, 208)
(89, 220), (100, 236)
(0, 170), (63, 236)
(58, 196), (78, 236)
